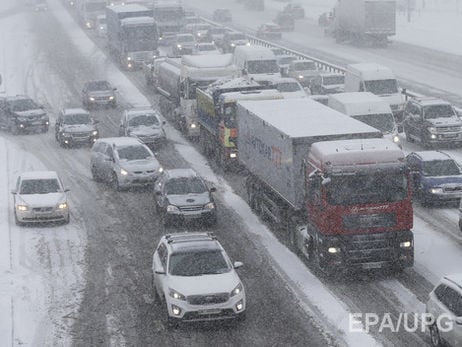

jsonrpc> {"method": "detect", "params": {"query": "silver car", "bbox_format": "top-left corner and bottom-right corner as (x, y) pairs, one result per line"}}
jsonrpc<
(12, 171), (70, 225)
(90, 137), (163, 190)
(55, 108), (99, 147)
(119, 107), (166, 148)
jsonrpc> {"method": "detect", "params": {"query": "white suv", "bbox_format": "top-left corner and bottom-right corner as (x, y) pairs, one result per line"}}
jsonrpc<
(425, 274), (462, 346)
(152, 232), (246, 325)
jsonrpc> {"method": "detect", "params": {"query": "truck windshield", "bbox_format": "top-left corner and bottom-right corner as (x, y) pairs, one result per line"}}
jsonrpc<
(364, 79), (399, 95)
(326, 171), (408, 205)
(422, 160), (461, 176)
(352, 113), (395, 133)
(247, 60), (280, 74)
(323, 75), (344, 85)
(223, 104), (237, 128)
(423, 105), (455, 119)
(125, 27), (157, 51)
(154, 10), (183, 21)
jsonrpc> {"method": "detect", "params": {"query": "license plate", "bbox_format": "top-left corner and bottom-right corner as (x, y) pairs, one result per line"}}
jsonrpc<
(184, 214), (201, 220)
(362, 262), (383, 270)
(198, 309), (221, 315)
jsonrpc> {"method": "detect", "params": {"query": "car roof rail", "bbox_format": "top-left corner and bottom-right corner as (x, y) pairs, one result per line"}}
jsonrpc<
(165, 232), (216, 244)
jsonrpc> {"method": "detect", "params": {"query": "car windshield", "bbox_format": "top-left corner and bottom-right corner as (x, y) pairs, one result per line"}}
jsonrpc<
(292, 61), (316, 71)
(364, 79), (399, 95)
(11, 98), (39, 112)
(198, 44), (216, 51)
(117, 145), (151, 161)
(247, 60), (280, 74)
(323, 75), (345, 85)
(87, 81), (111, 91)
(423, 104), (455, 119)
(63, 114), (91, 125)
(279, 57), (296, 65)
(20, 179), (61, 194)
(352, 113), (395, 133)
(177, 35), (194, 43)
(228, 33), (246, 40)
(277, 82), (301, 92)
(327, 170), (408, 205)
(422, 160), (461, 176)
(164, 177), (207, 195)
(128, 114), (160, 127)
(169, 250), (230, 276)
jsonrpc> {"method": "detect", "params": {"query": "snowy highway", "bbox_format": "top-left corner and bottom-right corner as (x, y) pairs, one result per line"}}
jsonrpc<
(1, 0), (462, 346)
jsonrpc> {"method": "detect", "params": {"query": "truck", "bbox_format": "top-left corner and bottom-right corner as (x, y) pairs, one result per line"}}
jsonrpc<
(159, 54), (239, 138)
(76, 0), (108, 29)
(106, 4), (158, 69)
(238, 98), (414, 274)
(232, 46), (281, 86)
(197, 78), (283, 168)
(344, 63), (405, 130)
(152, 1), (185, 45)
(331, 0), (396, 45)
(156, 57), (182, 118)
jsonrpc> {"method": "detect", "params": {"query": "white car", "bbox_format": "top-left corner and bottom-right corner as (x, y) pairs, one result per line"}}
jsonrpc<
(273, 77), (309, 99)
(119, 107), (166, 148)
(96, 15), (107, 37)
(425, 274), (462, 346)
(152, 232), (246, 325)
(12, 171), (70, 225)
(90, 137), (163, 190)
(192, 43), (221, 55)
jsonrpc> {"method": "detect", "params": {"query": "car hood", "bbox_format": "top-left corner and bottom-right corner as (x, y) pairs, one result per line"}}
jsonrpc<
(425, 117), (462, 127)
(167, 192), (210, 206)
(88, 90), (114, 97)
(280, 91), (307, 99)
(120, 158), (160, 171)
(62, 124), (96, 133)
(168, 271), (241, 296)
(129, 126), (163, 137)
(15, 109), (46, 117)
(422, 175), (462, 187)
(323, 84), (345, 93)
(18, 192), (66, 207)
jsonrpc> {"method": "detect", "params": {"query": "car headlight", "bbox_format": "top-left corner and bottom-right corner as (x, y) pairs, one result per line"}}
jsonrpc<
(127, 56), (132, 61)
(92, 130), (98, 136)
(58, 202), (68, 209)
(231, 283), (243, 297)
(427, 127), (437, 133)
(166, 204), (180, 213)
(430, 188), (443, 194)
(100, 26), (104, 30)
(400, 241), (412, 248)
(393, 135), (400, 143)
(177, 44), (182, 48)
(298, 75), (304, 79)
(158, 167), (164, 173)
(230, 43), (235, 47)
(16, 204), (28, 211)
(190, 123), (197, 129)
(204, 202), (215, 210)
(246, 42), (251, 46)
(327, 247), (341, 254)
(229, 153), (237, 158)
(89, 96), (95, 101)
(120, 168), (129, 176)
(168, 288), (186, 301)
(109, 96), (115, 101)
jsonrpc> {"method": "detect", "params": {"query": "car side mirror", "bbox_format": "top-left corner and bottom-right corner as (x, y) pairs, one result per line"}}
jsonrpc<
(154, 268), (165, 275)
(113, 87), (117, 91)
(11, 190), (17, 195)
(162, 121), (166, 125)
(455, 317), (462, 325)
(64, 188), (70, 192)
(210, 187), (216, 192)
(233, 261), (243, 269)
(40, 105), (45, 109)
(94, 120), (100, 124)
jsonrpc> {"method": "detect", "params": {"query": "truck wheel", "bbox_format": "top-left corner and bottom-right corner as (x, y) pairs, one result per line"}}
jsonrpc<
(288, 228), (299, 254)
(10, 124), (19, 135)
(404, 129), (414, 143)
(111, 173), (121, 191)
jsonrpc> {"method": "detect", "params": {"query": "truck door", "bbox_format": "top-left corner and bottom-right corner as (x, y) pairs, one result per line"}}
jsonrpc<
(306, 170), (323, 229)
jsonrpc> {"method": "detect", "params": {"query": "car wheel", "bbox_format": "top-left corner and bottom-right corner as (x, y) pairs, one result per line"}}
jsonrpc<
(162, 212), (171, 228)
(429, 323), (443, 347)
(14, 212), (23, 226)
(91, 166), (102, 182)
(111, 172), (121, 191)
(458, 219), (462, 232)
(42, 125), (48, 133)
(63, 214), (70, 225)
(10, 124), (19, 135)
(404, 128), (414, 143)
(161, 300), (176, 328)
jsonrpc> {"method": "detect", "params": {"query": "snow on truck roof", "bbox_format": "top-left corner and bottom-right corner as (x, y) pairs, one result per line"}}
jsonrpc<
(121, 16), (155, 26)
(411, 151), (453, 162)
(107, 4), (149, 13)
(310, 139), (404, 168)
(347, 63), (395, 80)
(238, 98), (381, 139)
(181, 54), (233, 68)
(233, 46), (275, 60)
(328, 92), (392, 115)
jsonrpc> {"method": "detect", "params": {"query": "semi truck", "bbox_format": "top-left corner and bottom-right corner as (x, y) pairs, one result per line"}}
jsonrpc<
(196, 78), (283, 168)
(153, 1), (185, 44)
(76, 0), (108, 29)
(238, 98), (414, 273)
(106, 4), (158, 69)
(331, 0), (396, 45)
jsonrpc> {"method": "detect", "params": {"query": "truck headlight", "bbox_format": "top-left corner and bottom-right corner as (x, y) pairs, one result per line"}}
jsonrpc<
(89, 96), (95, 101)
(190, 123), (197, 129)
(127, 56), (132, 61)
(327, 247), (340, 254)
(92, 130), (98, 136)
(166, 204), (179, 213)
(230, 43), (235, 47)
(393, 135), (400, 143)
(177, 44), (182, 48)
(298, 75), (304, 79)
(16, 205), (28, 211)
(231, 283), (243, 297)
(229, 153), (237, 158)
(168, 288), (186, 301)
(430, 188), (443, 194)
(120, 168), (128, 176)
(109, 96), (114, 101)
(158, 167), (164, 173)
(204, 202), (215, 210)
(400, 241), (412, 248)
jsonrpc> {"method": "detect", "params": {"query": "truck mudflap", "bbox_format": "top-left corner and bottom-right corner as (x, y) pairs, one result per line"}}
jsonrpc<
(316, 230), (414, 271)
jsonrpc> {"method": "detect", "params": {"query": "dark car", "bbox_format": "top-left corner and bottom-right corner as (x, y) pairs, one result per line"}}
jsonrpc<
(274, 12), (295, 31)
(407, 151), (462, 206)
(0, 95), (49, 134)
(55, 108), (99, 147)
(206, 26), (229, 47)
(256, 23), (283, 40)
(403, 97), (462, 148)
(154, 168), (217, 227)
(81, 80), (117, 109)
(222, 31), (250, 53)
(213, 8), (232, 22)
(282, 3), (305, 19)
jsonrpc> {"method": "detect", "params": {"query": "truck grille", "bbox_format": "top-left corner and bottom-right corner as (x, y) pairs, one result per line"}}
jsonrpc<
(187, 293), (229, 305)
(343, 213), (396, 230)
(346, 233), (396, 264)
(436, 126), (461, 133)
